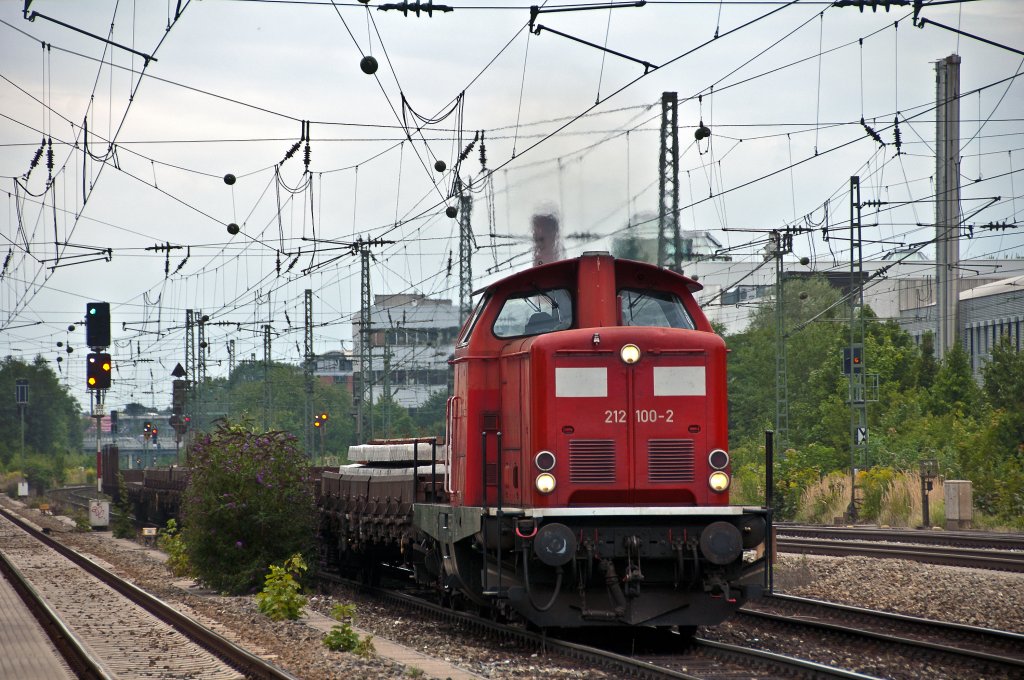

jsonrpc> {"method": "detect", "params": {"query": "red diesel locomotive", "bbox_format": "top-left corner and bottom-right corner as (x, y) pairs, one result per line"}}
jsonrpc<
(319, 251), (768, 630)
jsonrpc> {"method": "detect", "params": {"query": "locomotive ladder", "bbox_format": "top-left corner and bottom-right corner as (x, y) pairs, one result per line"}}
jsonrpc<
(480, 430), (509, 597)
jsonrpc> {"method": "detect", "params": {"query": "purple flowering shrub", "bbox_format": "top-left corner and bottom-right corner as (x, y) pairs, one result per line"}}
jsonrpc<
(181, 420), (316, 594)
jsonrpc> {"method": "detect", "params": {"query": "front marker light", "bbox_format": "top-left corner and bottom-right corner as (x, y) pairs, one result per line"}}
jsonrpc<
(535, 450), (556, 472)
(535, 473), (556, 494)
(708, 448), (729, 470)
(709, 471), (731, 493)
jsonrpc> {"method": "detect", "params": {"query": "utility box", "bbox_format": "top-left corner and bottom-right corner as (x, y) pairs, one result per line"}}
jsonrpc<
(944, 480), (973, 530)
(89, 500), (110, 530)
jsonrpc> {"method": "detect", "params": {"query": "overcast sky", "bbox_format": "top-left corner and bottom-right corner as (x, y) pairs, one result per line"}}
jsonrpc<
(2, 0), (1022, 410)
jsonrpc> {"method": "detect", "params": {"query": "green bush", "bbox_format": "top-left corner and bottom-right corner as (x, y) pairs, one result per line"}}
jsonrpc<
(111, 473), (135, 539)
(158, 519), (192, 577)
(181, 420), (316, 594)
(73, 511), (91, 532)
(858, 466), (898, 522)
(323, 603), (375, 657)
(731, 462), (766, 506)
(255, 554), (307, 621)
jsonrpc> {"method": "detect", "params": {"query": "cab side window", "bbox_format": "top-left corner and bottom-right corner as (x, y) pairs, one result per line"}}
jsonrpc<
(493, 288), (573, 338)
(456, 294), (489, 347)
(619, 288), (694, 329)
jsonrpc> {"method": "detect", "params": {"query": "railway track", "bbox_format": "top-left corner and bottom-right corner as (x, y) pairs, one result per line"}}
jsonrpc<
(776, 536), (1024, 572)
(0, 506), (298, 680)
(321, 571), (877, 680)
(732, 593), (1024, 678)
(0, 544), (101, 679)
(777, 524), (1024, 551)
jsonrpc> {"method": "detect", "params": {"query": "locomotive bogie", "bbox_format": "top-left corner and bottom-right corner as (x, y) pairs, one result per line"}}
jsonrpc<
(408, 502), (765, 627)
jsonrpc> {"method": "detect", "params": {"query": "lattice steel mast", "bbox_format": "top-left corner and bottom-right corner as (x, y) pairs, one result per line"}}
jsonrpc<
(304, 289), (315, 458)
(458, 178), (474, 324)
(658, 92), (681, 270)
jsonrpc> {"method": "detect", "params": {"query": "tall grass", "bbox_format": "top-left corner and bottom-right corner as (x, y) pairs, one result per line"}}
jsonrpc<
(794, 472), (850, 524)
(878, 471), (944, 528)
(793, 469), (945, 526)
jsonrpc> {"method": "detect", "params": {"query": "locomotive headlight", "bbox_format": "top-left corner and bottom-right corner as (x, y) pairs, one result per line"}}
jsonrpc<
(620, 343), (641, 364)
(708, 471), (731, 493)
(535, 473), (557, 494)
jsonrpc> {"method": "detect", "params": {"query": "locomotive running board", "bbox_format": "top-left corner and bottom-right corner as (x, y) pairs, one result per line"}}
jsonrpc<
(482, 506), (762, 518)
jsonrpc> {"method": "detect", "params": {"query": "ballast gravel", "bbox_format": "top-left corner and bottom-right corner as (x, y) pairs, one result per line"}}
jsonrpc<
(4, 497), (1022, 679)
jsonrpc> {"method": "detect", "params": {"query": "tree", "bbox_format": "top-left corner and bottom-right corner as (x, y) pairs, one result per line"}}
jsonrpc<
(929, 343), (981, 415)
(721, 275), (1024, 525)
(371, 397), (417, 439)
(196, 362), (355, 459)
(726, 275), (845, 448)
(916, 332), (938, 390)
(0, 356), (83, 468)
(181, 419), (316, 594)
(123, 402), (148, 416)
(982, 336), (1024, 411)
(409, 389), (448, 436)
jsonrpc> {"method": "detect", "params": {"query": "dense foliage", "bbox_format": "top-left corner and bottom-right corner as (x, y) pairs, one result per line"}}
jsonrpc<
(0, 356), (86, 493)
(725, 275), (1024, 527)
(190, 362), (447, 461)
(181, 420), (316, 594)
(0, 356), (83, 464)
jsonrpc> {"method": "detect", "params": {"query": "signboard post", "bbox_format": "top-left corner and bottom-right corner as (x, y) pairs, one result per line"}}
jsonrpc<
(15, 379), (28, 465)
(89, 500), (110, 530)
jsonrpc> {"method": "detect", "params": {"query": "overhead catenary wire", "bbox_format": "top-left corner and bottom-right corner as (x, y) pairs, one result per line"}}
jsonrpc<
(4, 0), (1019, 376)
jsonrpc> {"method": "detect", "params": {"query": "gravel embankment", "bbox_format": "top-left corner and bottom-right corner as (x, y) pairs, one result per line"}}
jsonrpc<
(5, 497), (1022, 679)
(774, 552), (1024, 632)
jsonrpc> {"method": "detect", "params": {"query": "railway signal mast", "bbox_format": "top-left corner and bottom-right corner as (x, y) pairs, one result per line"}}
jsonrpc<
(85, 302), (111, 492)
(845, 178), (878, 521)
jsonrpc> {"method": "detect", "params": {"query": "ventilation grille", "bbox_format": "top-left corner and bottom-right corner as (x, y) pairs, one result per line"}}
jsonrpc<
(648, 439), (695, 483)
(569, 440), (616, 484)
(482, 411), (499, 431)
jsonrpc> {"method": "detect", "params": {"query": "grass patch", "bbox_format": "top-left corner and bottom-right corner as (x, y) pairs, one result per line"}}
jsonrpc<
(794, 472), (850, 524)
(878, 471), (944, 528)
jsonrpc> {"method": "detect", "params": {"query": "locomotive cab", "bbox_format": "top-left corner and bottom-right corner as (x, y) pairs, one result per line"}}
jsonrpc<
(413, 252), (768, 628)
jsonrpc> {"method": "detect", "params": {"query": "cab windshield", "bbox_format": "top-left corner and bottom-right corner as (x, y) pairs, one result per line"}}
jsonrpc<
(619, 288), (694, 329)
(493, 288), (573, 338)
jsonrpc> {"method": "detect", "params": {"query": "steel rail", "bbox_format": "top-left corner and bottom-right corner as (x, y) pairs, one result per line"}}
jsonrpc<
(693, 638), (882, 680)
(0, 506), (300, 680)
(776, 536), (1024, 572)
(740, 593), (1024, 671)
(776, 524), (1024, 551)
(322, 572), (878, 679)
(0, 544), (113, 680)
